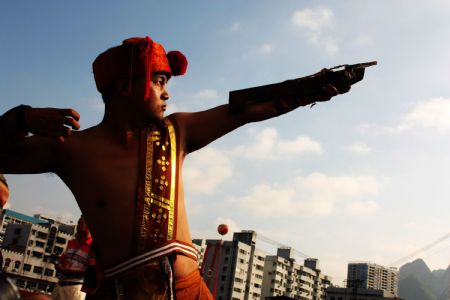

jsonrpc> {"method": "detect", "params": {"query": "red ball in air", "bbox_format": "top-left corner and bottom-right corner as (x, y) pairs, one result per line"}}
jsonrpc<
(217, 224), (228, 236)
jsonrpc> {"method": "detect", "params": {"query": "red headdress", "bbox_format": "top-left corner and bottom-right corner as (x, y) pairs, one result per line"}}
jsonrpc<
(93, 36), (188, 99)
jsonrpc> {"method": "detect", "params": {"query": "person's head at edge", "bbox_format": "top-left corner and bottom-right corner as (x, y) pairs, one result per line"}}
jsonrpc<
(0, 174), (9, 208)
(76, 215), (91, 241)
(92, 36), (187, 125)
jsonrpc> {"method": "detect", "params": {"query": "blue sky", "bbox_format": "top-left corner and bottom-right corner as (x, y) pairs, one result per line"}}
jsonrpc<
(1, 1), (450, 283)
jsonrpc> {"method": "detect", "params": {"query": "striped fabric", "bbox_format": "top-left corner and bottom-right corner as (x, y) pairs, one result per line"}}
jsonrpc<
(104, 241), (198, 278)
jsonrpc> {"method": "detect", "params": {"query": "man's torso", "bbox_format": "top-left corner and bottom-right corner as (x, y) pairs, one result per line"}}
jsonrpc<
(55, 120), (197, 278)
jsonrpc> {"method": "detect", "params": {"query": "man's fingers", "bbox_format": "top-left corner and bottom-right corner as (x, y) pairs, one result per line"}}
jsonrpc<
(323, 84), (339, 96)
(314, 84), (340, 102)
(62, 116), (81, 130)
(60, 126), (72, 138)
(61, 108), (81, 121)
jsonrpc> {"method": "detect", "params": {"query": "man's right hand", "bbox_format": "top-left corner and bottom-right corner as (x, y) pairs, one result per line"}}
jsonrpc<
(25, 108), (81, 142)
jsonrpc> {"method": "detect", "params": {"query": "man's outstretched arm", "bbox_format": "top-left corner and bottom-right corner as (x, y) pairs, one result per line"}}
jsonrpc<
(0, 105), (80, 174)
(171, 82), (345, 154)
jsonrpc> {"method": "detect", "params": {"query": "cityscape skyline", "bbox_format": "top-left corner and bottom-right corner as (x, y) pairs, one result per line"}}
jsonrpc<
(1, 208), (401, 299)
(1, 207), (447, 290)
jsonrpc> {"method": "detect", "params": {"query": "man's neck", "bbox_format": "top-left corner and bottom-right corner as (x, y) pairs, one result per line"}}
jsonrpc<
(100, 111), (161, 143)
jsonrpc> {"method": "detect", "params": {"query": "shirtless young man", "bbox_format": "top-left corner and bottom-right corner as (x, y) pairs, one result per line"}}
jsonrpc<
(0, 36), (350, 299)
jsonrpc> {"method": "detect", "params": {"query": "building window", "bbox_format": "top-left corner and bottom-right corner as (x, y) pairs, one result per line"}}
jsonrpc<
(36, 231), (48, 239)
(26, 281), (37, 290)
(23, 264), (32, 272)
(53, 246), (64, 255)
(35, 241), (45, 248)
(33, 266), (43, 275)
(44, 268), (54, 277)
(32, 251), (43, 258)
(14, 261), (20, 269)
(15, 279), (25, 288)
(38, 284), (47, 292)
(4, 258), (11, 268)
(56, 237), (66, 244)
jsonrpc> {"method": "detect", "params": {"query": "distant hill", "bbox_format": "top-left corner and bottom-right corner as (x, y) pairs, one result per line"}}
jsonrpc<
(399, 258), (449, 300)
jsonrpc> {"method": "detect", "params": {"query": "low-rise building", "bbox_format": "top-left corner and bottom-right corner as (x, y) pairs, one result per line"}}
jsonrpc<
(326, 287), (400, 300)
(1, 214), (75, 294)
(0, 209), (49, 244)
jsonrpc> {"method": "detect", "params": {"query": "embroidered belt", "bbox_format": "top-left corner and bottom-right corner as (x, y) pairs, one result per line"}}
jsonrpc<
(104, 242), (198, 278)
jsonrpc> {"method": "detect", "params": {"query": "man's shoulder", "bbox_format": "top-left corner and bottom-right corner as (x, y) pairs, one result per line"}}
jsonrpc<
(61, 125), (105, 147)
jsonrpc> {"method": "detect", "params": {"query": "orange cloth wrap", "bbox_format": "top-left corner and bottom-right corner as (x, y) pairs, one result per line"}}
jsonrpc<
(175, 269), (214, 300)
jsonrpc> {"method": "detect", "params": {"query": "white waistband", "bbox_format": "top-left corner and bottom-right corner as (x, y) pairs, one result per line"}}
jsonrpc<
(104, 242), (198, 278)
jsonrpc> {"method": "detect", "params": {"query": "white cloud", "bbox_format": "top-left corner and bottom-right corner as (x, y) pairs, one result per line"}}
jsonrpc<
(183, 147), (233, 195)
(258, 43), (274, 55)
(401, 97), (450, 131)
(347, 201), (380, 215)
(359, 97), (450, 135)
(278, 136), (323, 155)
(229, 21), (241, 32)
(321, 36), (339, 56)
(23, 205), (78, 224)
(193, 89), (220, 101)
(230, 172), (379, 217)
(353, 34), (374, 48)
(291, 7), (339, 56)
(346, 142), (372, 155)
(230, 184), (298, 217)
(233, 127), (278, 159)
(233, 127), (323, 159)
(291, 8), (333, 31)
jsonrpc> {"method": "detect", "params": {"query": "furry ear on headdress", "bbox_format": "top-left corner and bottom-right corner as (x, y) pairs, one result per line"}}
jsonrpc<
(167, 51), (188, 76)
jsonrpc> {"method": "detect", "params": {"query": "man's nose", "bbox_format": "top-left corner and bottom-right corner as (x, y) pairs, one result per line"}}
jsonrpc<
(162, 89), (169, 101)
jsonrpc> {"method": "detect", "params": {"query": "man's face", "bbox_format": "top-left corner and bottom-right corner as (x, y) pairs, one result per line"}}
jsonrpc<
(131, 73), (170, 121)
(76, 217), (90, 236)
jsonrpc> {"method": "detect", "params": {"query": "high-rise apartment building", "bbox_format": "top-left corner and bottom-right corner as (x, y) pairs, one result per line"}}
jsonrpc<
(261, 248), (331, 300)
(198, 230), (332, 300)
(347, 262), (399, 296)
(199, 231), (266, 300)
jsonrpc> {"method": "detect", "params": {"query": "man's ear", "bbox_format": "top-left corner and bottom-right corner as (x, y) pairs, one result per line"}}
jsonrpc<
(115, 79), (131, 96)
